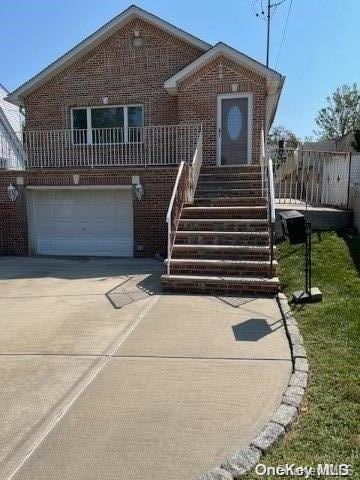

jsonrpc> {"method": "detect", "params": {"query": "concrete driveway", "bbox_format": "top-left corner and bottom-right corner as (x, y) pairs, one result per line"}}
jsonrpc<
(0, 257), (292, 480)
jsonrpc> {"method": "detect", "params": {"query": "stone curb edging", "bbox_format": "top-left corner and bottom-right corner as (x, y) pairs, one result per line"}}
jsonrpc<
(198, 293), (308, 480)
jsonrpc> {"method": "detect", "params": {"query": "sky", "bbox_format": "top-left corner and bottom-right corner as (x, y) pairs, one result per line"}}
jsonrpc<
(1, 0), (359, 139)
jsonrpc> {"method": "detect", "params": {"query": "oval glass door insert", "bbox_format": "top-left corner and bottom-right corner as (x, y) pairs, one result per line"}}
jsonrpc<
(227, 105), (242, 140)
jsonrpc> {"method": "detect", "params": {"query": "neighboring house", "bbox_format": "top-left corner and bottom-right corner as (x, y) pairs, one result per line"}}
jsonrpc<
(1, 4), (284, 283)
(0, 84), (24, 169)
(302, 131), (358, 153)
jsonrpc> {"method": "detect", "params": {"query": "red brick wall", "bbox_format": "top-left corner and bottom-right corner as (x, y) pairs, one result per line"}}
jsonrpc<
(22, 20), (267, 167)
(23, 19), (203, 130)
(0, 167), (178, 257)
(177, 55), (267, 165)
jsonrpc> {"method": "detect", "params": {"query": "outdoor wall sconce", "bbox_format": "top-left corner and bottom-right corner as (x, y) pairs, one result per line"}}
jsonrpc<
(102, 96), (109, 105)
(7, 183), (19, 202)
(134, 182), (144, 201)
(132, 175), (144, 201)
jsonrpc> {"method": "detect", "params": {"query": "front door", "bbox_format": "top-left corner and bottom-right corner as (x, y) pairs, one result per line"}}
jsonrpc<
(217, 94), (252, 165)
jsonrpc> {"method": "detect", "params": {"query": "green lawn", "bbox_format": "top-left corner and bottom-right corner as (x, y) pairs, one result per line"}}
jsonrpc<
(244, 230), (360, 479)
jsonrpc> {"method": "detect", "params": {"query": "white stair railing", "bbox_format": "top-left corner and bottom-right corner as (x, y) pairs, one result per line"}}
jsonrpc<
(260, 126), (266, 197)
(266, 156), (276, 277)
(166, 127), (203, 275)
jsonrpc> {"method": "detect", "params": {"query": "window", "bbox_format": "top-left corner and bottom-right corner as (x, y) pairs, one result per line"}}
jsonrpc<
(71, 105), (143, 144)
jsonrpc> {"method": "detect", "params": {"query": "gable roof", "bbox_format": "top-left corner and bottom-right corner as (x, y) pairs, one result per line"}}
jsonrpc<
(164, 42), (285, 128)
(6, 5), (212, 107)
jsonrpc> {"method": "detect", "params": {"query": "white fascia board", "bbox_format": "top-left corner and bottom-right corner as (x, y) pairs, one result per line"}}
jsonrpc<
(266, 76), (285, 131)
(6, 5), (211, 107)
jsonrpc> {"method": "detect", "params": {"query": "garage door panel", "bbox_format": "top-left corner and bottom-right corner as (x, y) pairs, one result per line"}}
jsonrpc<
(28, 189), (133, 257)
(37, 238), (133, 257)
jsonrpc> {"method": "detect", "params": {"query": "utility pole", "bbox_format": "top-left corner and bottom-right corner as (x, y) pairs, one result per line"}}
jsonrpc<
(255, 0), (286, 67)
(266, 0), (271, 67)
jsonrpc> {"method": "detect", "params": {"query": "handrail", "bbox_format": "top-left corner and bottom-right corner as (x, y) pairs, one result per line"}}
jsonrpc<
(166, 161), (185, 225)
(188, 130), (203, 203)
(166, 161), (186, 275)
(165, 126), (203, 275)
(267, 156), (276, 277)
(267, 157), (276, 224)
(260, 126), (266, 197)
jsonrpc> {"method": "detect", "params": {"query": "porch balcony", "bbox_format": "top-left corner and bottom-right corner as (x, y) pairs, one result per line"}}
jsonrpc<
(1, 124), (202, 170)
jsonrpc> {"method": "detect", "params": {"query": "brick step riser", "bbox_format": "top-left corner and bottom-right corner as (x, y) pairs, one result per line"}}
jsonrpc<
(178, 223), (268, 232)
(198, 181), (263, 188)
(199, 175), (262, 183)
(172, 251), (270, 261)
(191, 198), (267, 207)
(161, 280), (279, 295)
(200, 166), (261, 174)
(175, 236), (269, 246)
(195, 190), (264, 198)
(181, 210), (267, 219)
(166, 265), (276, 277)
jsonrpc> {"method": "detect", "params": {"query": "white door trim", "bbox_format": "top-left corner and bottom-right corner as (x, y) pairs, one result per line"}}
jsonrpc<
(216, 92), (253, 166)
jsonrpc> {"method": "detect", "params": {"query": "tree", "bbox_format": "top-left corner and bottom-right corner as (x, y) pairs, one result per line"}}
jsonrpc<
(268, 125), (299, 148)
(351, 129), (360, 152)
(315, 84), (360, 140)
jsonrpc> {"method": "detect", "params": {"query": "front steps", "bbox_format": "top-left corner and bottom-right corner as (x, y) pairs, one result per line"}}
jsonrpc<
(161, 165), (279, 295)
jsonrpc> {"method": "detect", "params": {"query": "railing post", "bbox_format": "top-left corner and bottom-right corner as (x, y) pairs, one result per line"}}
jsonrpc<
(167, 219), (171, 275)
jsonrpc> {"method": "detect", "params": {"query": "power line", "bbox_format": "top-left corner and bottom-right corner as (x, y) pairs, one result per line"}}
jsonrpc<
(275, 0), (294, 69)
(252, 0), (287, 67)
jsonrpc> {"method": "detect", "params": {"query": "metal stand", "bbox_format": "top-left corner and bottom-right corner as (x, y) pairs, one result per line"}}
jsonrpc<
(292, 221), (322, 304)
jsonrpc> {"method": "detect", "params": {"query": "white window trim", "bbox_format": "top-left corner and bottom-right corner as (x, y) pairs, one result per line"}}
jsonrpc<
(216, 93), (253, 166)
(70, 104), (144, 145)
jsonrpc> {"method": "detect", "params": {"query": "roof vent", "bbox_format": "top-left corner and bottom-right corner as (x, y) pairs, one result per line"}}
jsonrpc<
(133, 29), (144, 47)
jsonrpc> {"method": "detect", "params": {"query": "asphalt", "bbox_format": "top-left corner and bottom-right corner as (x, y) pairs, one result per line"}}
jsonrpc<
(0, 257), (292, 480)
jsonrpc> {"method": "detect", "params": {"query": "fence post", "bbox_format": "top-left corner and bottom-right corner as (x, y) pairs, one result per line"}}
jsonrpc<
(346, 152), (353, 209)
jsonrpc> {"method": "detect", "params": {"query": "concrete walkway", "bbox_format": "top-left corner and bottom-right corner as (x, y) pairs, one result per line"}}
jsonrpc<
(0, 257), (292, 480)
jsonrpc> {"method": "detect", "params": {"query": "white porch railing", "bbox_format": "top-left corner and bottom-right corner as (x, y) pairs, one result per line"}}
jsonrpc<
(266, 156), (276, 276)
(260, 126), (266, 197)
(166, 128), (203, 274)
(5, 124), (202, 169)
(272, 148), (352, 208)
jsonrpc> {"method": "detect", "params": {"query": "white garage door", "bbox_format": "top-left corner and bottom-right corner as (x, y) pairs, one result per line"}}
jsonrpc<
(28, 188), (133, 256)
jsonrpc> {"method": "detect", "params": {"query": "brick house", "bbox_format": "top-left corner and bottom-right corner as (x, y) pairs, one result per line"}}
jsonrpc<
(2, 5), (284, 293)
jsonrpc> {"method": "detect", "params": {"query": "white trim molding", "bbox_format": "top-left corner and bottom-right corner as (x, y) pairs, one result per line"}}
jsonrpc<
(6, 6), (211, 107)
(216, 92), (253, 166)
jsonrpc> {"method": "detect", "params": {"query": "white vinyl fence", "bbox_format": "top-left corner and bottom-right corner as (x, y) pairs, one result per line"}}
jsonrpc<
(272, 148), (351, 209)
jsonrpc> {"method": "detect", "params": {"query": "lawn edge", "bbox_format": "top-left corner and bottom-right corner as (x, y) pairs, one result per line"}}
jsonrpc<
(198, 293), (308, 480)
